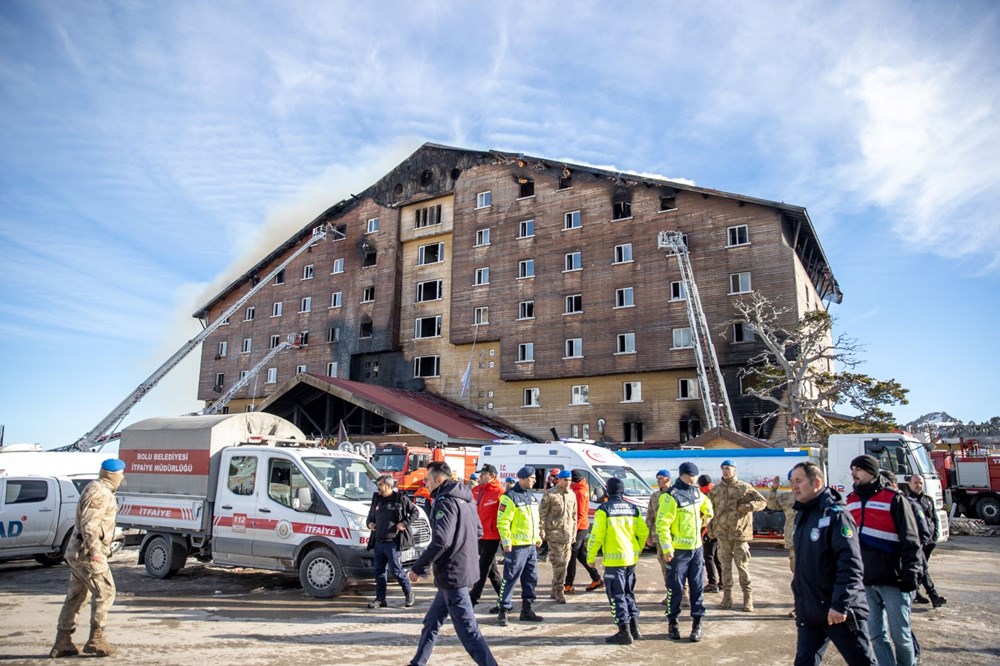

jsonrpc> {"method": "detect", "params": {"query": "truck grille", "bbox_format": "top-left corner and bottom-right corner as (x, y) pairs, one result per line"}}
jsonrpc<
(411, 515), (432, 546)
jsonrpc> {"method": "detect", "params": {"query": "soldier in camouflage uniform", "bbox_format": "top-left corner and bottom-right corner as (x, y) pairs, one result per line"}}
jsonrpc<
(538, 470), (578, 604)
(708, 459), (766, 612)
(767, 473), (797, 572)
(644, 470), (672, 603)
(50, 459), (126, 659)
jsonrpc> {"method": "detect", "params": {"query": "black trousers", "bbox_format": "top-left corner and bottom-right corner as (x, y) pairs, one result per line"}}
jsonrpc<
(795, 619), (876, 666)
(702, 537), (721, 586)
(920, 543), (938, 596)
(469, 539), (502, 604)
(565, 528), (600, 586)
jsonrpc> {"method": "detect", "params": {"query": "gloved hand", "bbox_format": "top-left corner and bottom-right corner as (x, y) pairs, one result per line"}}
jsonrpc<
(899, 578), (918, 593)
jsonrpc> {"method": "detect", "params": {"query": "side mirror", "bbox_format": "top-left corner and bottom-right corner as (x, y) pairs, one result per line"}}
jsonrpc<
(292, 486), (314, 512)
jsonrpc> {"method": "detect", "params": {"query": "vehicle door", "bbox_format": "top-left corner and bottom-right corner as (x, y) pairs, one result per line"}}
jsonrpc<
(211, 452), (261, 565)
(252, 455), (318, 567)
(1, 477), (57, 548)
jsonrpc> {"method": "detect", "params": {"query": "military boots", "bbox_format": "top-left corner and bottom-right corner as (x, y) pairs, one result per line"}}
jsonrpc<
(667, 619), (681, 640)
(628, 618), (642, 640)
(742, 590), (755, 612)
(690, 617), (703, 642)
(48, 630), (80, 658)
(82, 627), (117, 658)
(719, 590), (734, 609)
(605, 624), (634, 645)
(519, 603), (544, 622)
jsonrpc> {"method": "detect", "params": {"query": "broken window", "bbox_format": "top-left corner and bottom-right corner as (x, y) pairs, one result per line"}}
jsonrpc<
(214, 373), (224, 390)
(413, 356), (440, 378)
(518, 178), (534, 198)
(416, 279), (442, 302)
(523, 388), (541, 407)
(680, 416), (702, 443)
(326, 361), (338, 376)
(558, 167), (572, 189)
(217, 341), (227, 357)
(415, 204), (442, 229)
(415, 316), (442, 339)
(623, 421), (643, 443)
(303, 265), (314, 280)
(612, 201), (632, 220)
(298, 331), (309, 346)
(362, 249), (376, 268)
(359, 322), (373, 338)
(331, 224), (347, 241)
(659, 190), (677, 212)
(418, 242), (443, 265)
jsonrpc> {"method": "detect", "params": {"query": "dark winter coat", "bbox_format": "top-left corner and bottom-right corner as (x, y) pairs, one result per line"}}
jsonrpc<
(409, 480), (483, 589)
(792, 487), (869, 627)
(846, 477), (922, 590)
(904, 487), (941, 543)
(365, 490), (418, 552)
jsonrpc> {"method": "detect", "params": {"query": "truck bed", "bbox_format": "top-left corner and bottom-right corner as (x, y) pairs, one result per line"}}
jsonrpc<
(117, 493), (210, 534)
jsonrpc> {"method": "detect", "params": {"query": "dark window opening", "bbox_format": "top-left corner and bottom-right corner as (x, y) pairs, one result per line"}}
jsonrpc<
(327, 327), (340, 343)
(612, 201), (632, 220)
(332, 224), (347, 241)
(623, 421), (643, 443)
(362, 250), (377, 267)
(274, 269), (285, 285)
(660, 195), (677, 211)
(415, 205), (442, 229)
(558, 168), (572, 189)
(739, 416), (767, 439)
(298, 331), (309, 346)
(360, 322), (373, 338)
(679, 416), (702, 443)
(214, 373), (224, 392)
(450, 167), (462, 181)
(518, 178), (535, 198)
(420, 169), (433, 187)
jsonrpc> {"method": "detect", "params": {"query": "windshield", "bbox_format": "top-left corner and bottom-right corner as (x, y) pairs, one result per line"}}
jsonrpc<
(372, 452), (405, 473)
(907, 441), (936, 478)
(303, 457), (379, 502)
(594, 465), (652, 497)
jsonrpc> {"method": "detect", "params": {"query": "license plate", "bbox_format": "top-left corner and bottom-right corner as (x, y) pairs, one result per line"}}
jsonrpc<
(401, 549), (416, 562)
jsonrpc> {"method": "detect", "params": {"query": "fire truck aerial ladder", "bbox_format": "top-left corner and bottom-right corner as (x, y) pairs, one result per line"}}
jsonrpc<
(68, 224), (330, 450)
(201, 336), (300, 416)
(657, 230), (736, 431)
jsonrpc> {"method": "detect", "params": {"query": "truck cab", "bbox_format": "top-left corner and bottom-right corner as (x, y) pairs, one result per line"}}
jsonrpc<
(828, 433), (948, 540)
(371, 443), (433, 491)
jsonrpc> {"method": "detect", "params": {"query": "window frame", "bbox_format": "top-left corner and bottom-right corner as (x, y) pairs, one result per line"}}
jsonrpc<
(564, 294), (583, 315)
(727, 224), (750, 247)
(518, 219), (535, 239)
(366, 217), (380, 234)
(615, 287), (635, 309)
(616, 332), (636, 354)
(518, 300), (535, 320)
(564, 251), (582, 272)
(332, 258), (345, 274)
(670, 281), (687, 301)
(413, 355), (441, 378)
(623, 381), (642, 403)
(302, 264), (314, 280)
(474, 267), (490, 286)
(330, 292), (342, 308)
(416, 279), (443, 302)
(476, 191), (492, 209)
(272, 301), (283, 317)
(517, 342), (534, 363)
(475, 228), (491, 247)
(613, 243), (633, 264)
(361, 286), (375, 303)
(571, 384), (590, 405)
(563, 210), (582, 230)
(672, 327), (693, 349)
(518, 259), (535, 279)
(300, 296), (312, 313)
(564, 337), (583, 359)
(417, 242), (444, 265)
(414, 315), (442, 339)
(474, 306), (489, 325)
(244, 306), (255, 322)
(729, 272), (752, 294)
(522, 387), (541, 408)
(678, 378), (700, 400)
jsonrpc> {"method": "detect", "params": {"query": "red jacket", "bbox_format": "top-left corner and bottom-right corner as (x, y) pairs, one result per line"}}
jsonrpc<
(570, 479), (591, 530)
(472, 479), (504, 541)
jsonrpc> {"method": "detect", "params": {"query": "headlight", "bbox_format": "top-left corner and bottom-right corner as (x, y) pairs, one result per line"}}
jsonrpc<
(345, 511), (367, 532)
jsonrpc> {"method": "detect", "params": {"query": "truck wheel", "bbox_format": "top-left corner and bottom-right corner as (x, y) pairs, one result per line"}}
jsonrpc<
(145, 535), (181, 579)
(976, 496), (1000, 524)
(299, 546), (347, 598)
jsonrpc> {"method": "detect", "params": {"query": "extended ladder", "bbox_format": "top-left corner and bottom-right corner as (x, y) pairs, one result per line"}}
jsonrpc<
(202, 334), (301, 415)
(657, 231), (736, 430)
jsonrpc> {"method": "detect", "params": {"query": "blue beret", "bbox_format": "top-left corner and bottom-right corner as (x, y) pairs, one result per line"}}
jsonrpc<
(721, 459), (736, 468)
(516, 466), (536, 479)
(102, 458), (126, 472)
(469, 473), (479, 480)
(557, 470), (572, 479)
(505, 477), (516, 483)
(656, 469), (671, 478)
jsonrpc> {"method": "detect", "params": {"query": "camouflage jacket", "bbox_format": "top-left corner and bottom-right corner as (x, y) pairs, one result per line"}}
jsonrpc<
(69, 478), (118, 572)
(767, 487), (797, 549)
(539, 485), (578, 544)
(708, 477), (766, 542)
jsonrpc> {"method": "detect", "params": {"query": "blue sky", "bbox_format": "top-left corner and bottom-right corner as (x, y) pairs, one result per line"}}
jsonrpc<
(1, 1), (997, 448)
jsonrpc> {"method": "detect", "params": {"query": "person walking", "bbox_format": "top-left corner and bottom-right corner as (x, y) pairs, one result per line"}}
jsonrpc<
(587, 477), (649, 645)
(564, 470), (603, 593)
(657, 462), (714, 642)
(903, 474), (947, 608)
(790, 461), (876, 666)
(407, 462), (496, 666)
(538, 470), (577, 603)
(469, 464), (504, 607)
(49, 458), (126, 659)
(645, 469), (672, 603)
(697, 473), (722, 593)
(365, 475), (418, 609)
(495, 466), (544, 626)
(846, 455), (922, 666)
(708, 459), (766, 612)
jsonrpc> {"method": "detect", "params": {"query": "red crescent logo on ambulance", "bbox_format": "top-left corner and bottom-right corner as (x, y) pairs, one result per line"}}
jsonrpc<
(583, 448), (608, 463)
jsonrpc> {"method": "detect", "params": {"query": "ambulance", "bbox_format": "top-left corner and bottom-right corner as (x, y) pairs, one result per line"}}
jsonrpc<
(115, 413), (432, 598)
(478, 439), (654, 515)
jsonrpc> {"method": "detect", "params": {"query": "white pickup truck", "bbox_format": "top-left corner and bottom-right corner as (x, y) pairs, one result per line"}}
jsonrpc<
(0, 474), (123, 566)
(116, 413), (432, 597)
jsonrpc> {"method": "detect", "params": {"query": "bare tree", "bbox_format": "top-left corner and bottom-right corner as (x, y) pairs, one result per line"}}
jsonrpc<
(730, 292), (908, 444)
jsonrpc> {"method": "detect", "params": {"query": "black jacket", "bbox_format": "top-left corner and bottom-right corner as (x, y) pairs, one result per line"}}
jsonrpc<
(847, 477), (922, 590)
(409, 480), (483, 589)
(365, 490), (418, 552)
(792, 487), (869, 627)
(903, 487), (941, 543)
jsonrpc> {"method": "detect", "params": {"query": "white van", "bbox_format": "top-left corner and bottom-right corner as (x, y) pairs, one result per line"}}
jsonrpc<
(478, 440), (654, 515)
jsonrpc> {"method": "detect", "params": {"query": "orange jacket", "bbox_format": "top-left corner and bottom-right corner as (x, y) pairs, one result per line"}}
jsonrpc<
(472, 479), (504, 541)
(570, 479), (591, 530)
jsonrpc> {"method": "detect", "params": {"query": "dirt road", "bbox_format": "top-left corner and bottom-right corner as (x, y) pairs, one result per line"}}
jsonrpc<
(1, 537), (998, 665)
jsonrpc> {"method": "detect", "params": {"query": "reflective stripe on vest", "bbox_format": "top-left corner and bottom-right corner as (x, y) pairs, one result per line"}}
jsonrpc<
(847, 488), (901, 553)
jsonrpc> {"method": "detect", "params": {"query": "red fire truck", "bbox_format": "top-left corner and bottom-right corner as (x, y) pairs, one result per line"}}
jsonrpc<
(932, 439), (1000, 524)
